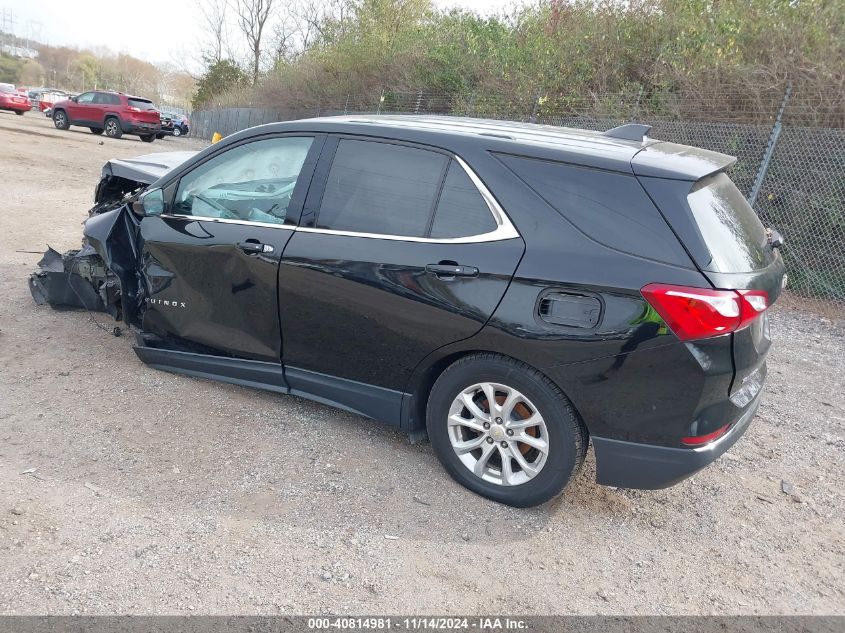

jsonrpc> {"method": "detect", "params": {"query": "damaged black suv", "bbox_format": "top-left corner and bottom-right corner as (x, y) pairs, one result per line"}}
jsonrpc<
(30, 116), (785, 507)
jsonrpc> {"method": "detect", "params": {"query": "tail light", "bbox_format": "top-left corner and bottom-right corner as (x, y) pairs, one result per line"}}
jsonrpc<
(127, 106), (141, 113)
(641, 283), (768, 341)
(681, 423), (731, 446)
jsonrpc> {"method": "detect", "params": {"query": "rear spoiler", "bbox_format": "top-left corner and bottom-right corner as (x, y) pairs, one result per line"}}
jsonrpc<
(631, 141), (737, 181)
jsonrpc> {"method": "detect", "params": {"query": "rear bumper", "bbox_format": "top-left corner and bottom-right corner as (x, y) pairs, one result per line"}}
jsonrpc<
(0, 102), (29, 112)
(592, 391), (761, 489)
(122, 120), (161, 135)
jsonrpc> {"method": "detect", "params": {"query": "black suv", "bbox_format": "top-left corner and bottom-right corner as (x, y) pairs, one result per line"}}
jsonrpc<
(30, 116), (785, 507)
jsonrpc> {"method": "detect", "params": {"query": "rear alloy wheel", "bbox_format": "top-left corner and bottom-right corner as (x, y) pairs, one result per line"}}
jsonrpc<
(140, 134), (155, 143)
(172, 126), (182, 137)
(447, 383), (550, 487)
(427, 354), (587, 507)
(90, 127), (103, 135)
(53, 110), (69, 130)
(104, 117), (122, 139)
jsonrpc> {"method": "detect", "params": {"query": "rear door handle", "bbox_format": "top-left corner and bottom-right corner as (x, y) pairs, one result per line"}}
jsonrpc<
(237, 241), (274, 255)
(425, 263), (479, 278)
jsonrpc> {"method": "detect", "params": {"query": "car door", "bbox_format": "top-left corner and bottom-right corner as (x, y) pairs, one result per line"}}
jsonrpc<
(68, 91), (95, 124)
(138, 134), (324, 363)
(277, 137), (525, 418)
(90, 92), (109, 126)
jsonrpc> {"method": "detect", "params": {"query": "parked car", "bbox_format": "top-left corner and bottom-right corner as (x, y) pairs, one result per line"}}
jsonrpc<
(0, 84), (30, 115)
(156, 112), (175, 139)
(51, 90), (162, 142)
(160, 111), (190, 137)
(31, 88), (72, 113)
(29, 116), (785, 507)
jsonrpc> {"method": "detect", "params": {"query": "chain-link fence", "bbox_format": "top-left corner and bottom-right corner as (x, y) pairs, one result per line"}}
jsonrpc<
(189, 88), (845, 310)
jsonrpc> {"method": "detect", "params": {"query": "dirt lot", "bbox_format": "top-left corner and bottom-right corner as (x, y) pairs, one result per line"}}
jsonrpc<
(0, 111), (843, 616)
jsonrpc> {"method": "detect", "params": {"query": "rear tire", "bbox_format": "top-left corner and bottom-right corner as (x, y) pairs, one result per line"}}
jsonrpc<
(104, 117), (122, 139)
(53, 110), (69, 130)
(155, 133), (165, 139)
(14, 110), (24, 116)
(172, 126), (182, 137)
(140, 134), (155, 143)
(426, 353), (587, 507)
(90, 127), (103, 135)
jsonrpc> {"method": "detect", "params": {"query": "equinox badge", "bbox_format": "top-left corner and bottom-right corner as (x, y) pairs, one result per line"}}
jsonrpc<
(147, 298), (187, 308)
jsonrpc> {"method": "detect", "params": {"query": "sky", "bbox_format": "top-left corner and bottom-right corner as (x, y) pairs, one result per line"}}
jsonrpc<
(2, 0), (525, 71)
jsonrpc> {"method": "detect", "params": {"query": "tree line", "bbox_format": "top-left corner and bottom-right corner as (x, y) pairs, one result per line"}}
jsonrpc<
(192, 0), (843, 126)
(0, 33), (195, 110)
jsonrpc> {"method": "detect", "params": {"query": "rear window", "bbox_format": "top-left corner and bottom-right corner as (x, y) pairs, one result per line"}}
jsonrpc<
(687, 173), (773, 272)
(128, 98), (156, 110)
(0, 85), (14, 93)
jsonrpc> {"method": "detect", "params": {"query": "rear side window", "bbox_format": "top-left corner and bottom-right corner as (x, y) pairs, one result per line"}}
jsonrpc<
(128, 98), (156, 110)
(318, 140), (447, 237)
(687, 173), (772, 272)
(430, 161), (497, 238)
(496, 154), (692, 267)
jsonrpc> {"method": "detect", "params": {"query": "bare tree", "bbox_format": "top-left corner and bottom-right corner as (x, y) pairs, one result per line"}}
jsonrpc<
(295, 0), (354, 50)
(271, 11), (299, 65)
(231, 0), (275, 84)
(197, 0), (230, 64)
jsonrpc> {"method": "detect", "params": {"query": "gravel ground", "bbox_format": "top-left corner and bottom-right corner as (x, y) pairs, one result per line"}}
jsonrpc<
(0, 112), (844, 616)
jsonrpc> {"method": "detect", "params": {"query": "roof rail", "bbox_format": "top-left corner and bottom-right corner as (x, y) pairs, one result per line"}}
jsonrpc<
(604, 123), (652, 142)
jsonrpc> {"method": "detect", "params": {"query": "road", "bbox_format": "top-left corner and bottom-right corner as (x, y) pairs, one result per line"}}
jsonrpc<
(0, 111), (843, 615)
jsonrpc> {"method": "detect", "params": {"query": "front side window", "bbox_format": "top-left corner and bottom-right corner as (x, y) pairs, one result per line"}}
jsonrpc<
(317, 140), (447, 237)
(173, 136), (313, 224)
(76, 92), (95, 104)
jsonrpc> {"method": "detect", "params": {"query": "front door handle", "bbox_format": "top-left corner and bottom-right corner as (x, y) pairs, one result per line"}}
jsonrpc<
(425, 263), (479, 278)
(237, 241), (274, 255)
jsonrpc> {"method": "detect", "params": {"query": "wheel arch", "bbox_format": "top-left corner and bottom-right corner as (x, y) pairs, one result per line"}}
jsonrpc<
(401, 347), (588, 441)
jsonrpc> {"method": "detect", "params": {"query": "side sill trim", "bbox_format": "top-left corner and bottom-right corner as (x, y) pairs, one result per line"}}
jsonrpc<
(132, 346), (406, 427)
(285, 366), (404, 426)
(133, 345), (288, 393)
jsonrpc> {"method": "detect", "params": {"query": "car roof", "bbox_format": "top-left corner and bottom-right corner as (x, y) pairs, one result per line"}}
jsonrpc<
(223, 114), (735, 180)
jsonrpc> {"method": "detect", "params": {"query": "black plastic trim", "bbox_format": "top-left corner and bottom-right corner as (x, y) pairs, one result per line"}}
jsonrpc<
(131, 344), (406, 426)
(285, 366), (405, 425)
(133, 345), (288, 393)
(592, 393), (760, 489)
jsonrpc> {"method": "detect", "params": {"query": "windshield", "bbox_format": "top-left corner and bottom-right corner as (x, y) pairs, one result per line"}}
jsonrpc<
(687, 173), (774, 273)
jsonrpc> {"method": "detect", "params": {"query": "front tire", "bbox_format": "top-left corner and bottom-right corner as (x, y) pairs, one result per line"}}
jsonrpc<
(53, 110), (69, 130)
(427, 353), (587, 507)
(104, 117), (122, 139)
(14, 110), (24, 116)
